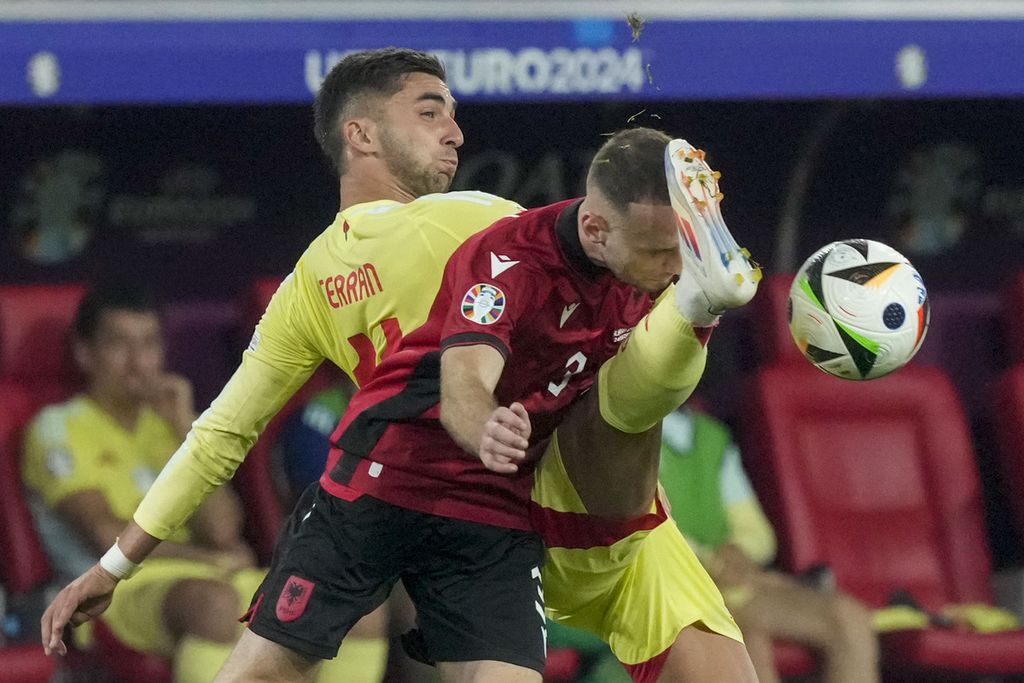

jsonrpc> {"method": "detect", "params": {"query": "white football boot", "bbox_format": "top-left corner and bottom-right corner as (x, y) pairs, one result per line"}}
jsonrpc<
(665, 139), (761, 316)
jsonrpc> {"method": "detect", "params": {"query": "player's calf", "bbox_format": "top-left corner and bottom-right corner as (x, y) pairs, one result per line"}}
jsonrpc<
(554, 388), (663, 520)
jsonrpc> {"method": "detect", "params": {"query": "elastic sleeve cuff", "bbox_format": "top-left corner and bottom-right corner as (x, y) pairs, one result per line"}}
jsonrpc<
(440, 332), (510, 360)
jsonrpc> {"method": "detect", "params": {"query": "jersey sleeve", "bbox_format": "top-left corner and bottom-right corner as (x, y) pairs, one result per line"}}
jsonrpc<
(437, 233), (543, 360)
(22, 409), (103, 508)
(134, 259), (328, 540)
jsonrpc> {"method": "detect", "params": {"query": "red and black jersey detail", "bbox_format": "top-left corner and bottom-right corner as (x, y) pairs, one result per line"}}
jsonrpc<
(330, 351), (441, 485)
(440, 332), (510, 360)
(319, 199), (654, 531)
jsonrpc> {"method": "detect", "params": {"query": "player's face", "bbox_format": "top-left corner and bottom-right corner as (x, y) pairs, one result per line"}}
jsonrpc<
(602, 202), (682, 294)
(76, 309), (166, 402)
(377, 72), (463, 197)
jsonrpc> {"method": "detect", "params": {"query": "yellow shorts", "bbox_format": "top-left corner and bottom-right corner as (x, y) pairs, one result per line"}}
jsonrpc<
(532, 433), (743, 666)
(101, 558), (265, 656)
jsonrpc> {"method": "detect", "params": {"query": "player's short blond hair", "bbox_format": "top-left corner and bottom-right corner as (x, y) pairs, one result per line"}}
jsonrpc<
(588, 127), (673, 211)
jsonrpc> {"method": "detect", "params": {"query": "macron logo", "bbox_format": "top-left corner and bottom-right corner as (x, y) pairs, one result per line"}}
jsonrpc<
(490, 252), (520, 278)
(559, 302), (580, 328)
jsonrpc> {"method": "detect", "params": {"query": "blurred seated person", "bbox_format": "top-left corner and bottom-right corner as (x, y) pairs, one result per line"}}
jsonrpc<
(659, 407), (881, 683)
(22, 282), (377, 683)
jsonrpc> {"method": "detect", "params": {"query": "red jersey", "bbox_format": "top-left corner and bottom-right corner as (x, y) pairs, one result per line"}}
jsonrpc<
(320, 199), (654, 530)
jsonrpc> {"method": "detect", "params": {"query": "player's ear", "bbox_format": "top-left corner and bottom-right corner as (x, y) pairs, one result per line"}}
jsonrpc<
(342, 117), (379, 157)
(71, 335), (94, 376)
(579, 210), (610, 247)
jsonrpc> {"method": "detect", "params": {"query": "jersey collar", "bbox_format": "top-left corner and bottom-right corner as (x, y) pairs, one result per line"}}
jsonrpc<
(555, 198), (605, 281)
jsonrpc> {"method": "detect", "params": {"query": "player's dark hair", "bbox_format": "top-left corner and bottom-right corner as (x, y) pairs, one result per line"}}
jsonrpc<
(588, 127), (672, 210)
(74, 280), (158, 341)
(314, 48), (447, 176)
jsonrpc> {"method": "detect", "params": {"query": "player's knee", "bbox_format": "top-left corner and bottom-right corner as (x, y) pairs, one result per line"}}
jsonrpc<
(828, 594), (877, 652)
(166, 578), (243, 644)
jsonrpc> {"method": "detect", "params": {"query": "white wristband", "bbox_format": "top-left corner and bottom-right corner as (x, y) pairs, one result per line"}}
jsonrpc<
(99, 540), (141, 580)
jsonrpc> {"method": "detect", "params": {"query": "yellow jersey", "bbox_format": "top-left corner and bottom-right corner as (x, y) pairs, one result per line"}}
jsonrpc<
(23, 395), (189, 544)
(134, 191), (523, 539)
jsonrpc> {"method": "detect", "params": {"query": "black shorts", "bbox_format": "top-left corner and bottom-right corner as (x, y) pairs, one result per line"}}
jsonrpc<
(242, 484), (547, 672)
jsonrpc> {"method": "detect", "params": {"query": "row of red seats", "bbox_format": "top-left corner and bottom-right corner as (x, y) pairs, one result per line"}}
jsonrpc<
(2, 274), (1024, 680)
(738, 273), (1024, 678)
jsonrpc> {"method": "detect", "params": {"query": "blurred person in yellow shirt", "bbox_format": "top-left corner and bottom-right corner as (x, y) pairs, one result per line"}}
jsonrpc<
(23, 283), (378, 683)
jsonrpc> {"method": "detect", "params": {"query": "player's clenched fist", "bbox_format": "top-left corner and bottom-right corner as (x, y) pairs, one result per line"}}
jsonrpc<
(478, 402), (531, 474)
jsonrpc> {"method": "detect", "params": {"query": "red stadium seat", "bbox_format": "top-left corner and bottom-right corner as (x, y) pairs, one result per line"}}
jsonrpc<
(0, 381), (61, 593)
(992, 364), (1024, 541)
(1005, 272), (1024, 363)
(246, 276), (284, 335)
(90, 619), (173, 683)
(740, 362), (1024, 676)
(0, 284), (86, 383)
(162, 299), (241, 408)
(0, 643), (58, 683)
(749, 273), (803, 366)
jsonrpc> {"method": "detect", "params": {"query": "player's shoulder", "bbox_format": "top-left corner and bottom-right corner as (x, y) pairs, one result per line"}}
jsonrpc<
(412, 191), (523, 231)
(416, 190), (521, 210)
(26, 396), (90, 446)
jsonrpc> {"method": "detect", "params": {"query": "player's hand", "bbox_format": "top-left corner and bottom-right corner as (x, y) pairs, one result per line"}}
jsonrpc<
(148, 373), (196, 439)
(478, 402), (531, 474)
(707, 543), (760, 588)
(41, 564), (119, 656)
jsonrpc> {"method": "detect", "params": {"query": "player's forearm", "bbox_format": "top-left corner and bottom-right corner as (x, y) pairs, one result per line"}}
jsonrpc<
(110, 520), (164, 564)
(441, 379), (499, 455)
(439, 345), (507, 456)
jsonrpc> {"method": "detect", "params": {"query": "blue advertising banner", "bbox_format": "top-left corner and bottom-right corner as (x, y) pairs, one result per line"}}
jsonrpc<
(1, 18), (1023, 104)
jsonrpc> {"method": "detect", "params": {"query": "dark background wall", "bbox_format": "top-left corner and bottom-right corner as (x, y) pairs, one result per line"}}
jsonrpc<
(3, 99), (1022, 298)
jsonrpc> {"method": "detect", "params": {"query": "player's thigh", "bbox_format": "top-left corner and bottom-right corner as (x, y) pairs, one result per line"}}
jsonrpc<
(244, 485), (407, 662)
(438, 659), (542, 683)
(215, 629), (321, 683)
(402, 515), (547, 676)
(552, 387), (662, 519)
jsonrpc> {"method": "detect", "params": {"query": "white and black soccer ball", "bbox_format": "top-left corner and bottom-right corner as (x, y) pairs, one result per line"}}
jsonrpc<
(788, 239), (929, 380)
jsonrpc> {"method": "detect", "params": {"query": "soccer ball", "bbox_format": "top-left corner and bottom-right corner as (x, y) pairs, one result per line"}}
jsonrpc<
(788, 239), (929, 380)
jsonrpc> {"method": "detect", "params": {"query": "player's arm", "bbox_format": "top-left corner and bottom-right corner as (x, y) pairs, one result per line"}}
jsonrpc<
(440, 344), (530, 474)
(720, 445), (777, 566)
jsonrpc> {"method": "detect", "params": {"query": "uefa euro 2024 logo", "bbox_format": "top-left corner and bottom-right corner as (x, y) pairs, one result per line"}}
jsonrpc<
(9, 151), (106, 264)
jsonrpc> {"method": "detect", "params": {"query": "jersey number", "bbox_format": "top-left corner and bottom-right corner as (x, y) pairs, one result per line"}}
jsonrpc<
(348, 317), (404, 387)
(547, 351), (587, 397)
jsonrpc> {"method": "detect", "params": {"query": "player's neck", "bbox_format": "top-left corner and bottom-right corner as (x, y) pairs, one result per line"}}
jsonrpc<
(576, 195), (608, 269)
(87, 389), (142, 433)
(338, 166), (417, 210)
